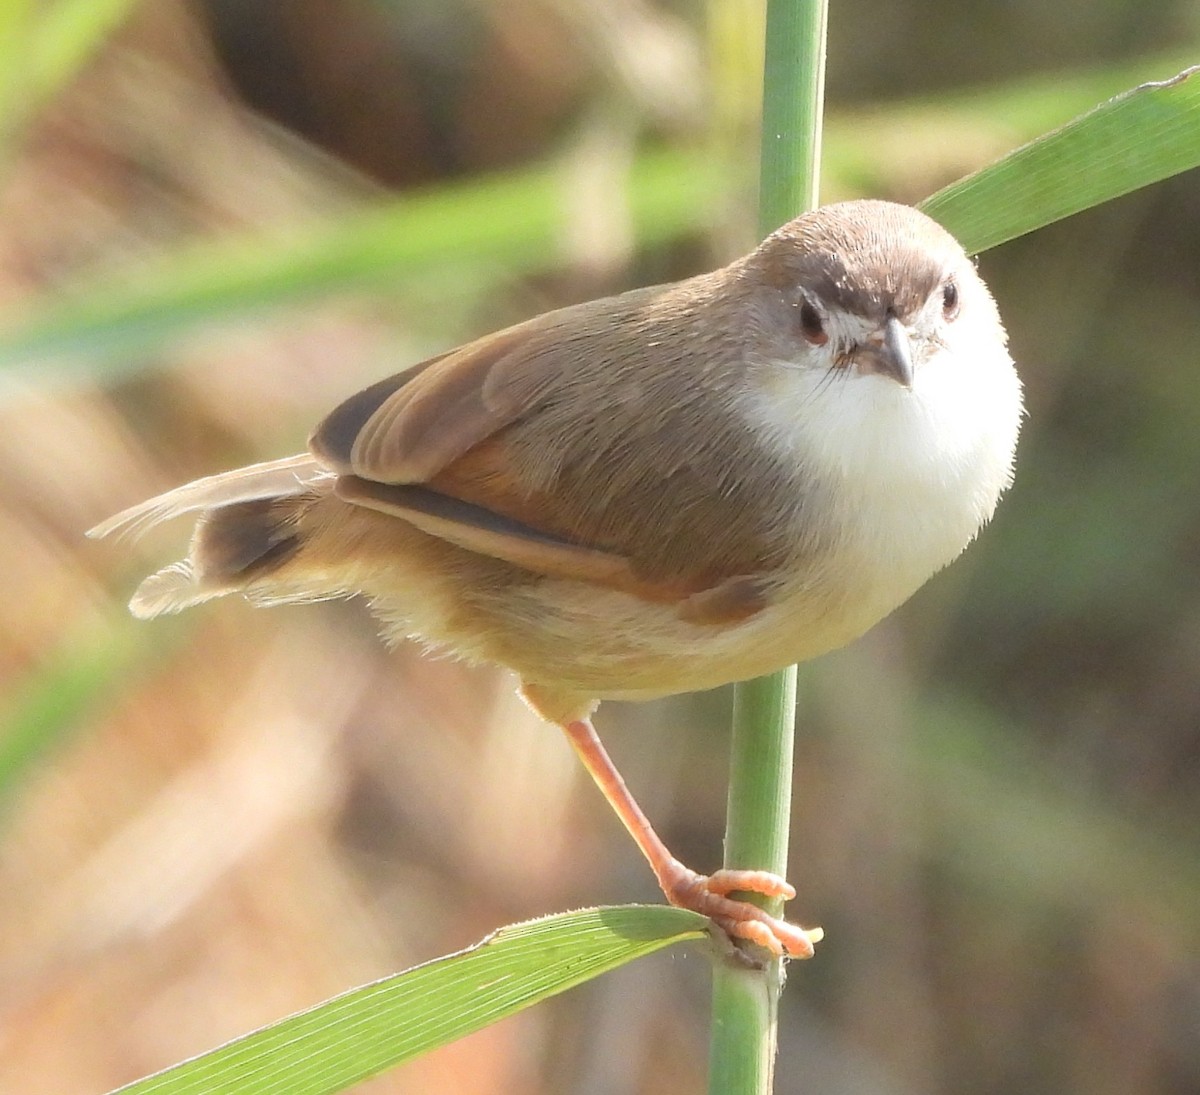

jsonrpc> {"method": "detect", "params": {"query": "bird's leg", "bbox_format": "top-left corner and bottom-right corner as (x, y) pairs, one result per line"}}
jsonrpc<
(561, 717), (821, 959)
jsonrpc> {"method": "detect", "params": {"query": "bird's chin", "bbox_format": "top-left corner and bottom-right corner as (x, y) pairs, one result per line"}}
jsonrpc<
(745, 344), (1019, 508)
(850, 363), (918, 394)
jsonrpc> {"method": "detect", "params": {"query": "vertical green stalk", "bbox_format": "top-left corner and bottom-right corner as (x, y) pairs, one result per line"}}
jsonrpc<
(708, 1), (827, 1092)
(756, 0), (827, 237)
(708, 670), (799, 1093)
(0, 0), (33, 164)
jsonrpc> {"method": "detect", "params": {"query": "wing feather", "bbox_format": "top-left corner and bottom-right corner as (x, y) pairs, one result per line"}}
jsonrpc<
(305, 281), (787, 623)
(310, 319), (542, 483)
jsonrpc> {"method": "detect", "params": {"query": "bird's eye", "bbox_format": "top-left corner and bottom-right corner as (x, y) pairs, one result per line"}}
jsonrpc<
(798, 300), (828, 345)
(941, 280), (960, 320)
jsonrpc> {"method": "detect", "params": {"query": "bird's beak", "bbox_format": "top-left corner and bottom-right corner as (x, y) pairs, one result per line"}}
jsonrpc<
(856, 313), (914, 389)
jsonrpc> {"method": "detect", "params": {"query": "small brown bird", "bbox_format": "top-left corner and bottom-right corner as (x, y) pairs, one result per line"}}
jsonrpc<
(91, 200), (1022, 958)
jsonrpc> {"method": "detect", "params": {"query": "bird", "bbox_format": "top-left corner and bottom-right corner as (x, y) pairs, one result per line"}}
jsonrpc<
(90, 199), (1022, 959)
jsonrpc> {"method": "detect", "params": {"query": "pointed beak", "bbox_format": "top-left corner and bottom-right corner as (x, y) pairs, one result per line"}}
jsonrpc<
(856, 313), (914, 389)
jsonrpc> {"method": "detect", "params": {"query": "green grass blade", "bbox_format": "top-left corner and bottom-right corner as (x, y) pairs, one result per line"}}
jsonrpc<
(921, 65), (1200, 253)
(1, 52), (1194, 376)
(0, 146), (723, 373)
(825, 50), (1200, 195)
(0, 0), (142, 156)
(0, 0), (36, 152)
(109, 906), (708, 1095)
(0, 618), (149, 813)
(26, 0), (143, 107)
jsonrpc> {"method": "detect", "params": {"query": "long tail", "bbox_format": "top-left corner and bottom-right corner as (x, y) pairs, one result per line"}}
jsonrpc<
(88, 454), (334, 618)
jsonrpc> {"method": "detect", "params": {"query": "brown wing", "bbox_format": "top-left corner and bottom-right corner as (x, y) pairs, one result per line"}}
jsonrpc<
(310, 306), (654, 590)
(310, 319), (538, 484)
(309, 283), (795, 623)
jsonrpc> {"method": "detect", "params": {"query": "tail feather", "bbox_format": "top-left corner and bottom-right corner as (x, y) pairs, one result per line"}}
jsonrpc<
(90, 455), (334, 617)
(125, 491), (316, 617)
(192, 497), (304, 582)
(87, 453), (327, 541)
(130, 561), (214, 618)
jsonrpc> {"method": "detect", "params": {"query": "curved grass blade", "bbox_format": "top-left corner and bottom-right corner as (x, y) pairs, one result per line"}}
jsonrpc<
(0, 147), (722, 373)
(2, 52), (1194, 376)
(0, 617), (157, 816)
(26, 0), (144, 109)
(0, 0), (142, 155)
(921, 65), (1200, 254)
(0, 1), (35, 144)
(109, 905), (709, 1095)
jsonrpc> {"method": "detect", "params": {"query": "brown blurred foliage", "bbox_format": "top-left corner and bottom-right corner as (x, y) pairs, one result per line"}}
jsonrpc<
(0, 2), (1198, 1094)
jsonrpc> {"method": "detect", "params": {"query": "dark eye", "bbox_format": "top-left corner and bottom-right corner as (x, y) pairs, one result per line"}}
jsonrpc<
(798, 300), (828, 345)
(941, 280), (960, 319)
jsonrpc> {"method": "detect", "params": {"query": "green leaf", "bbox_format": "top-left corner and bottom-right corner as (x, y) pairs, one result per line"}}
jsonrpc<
(26, 0), (143, 107)
(825, 51), (1200, 194)
(0, 617), (149, 813)
(110, 906), (709, 1095)
(2, 52), (1196, 376)
(0, 146), (723, 373)
(921, 65), (1200, 253)
(0, 0), (142, 154)
(0, 0), (36, 145)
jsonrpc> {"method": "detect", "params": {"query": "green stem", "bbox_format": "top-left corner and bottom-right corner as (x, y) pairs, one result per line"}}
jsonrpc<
(708, 670), (798, 1093)
(708, 0), (827, 1091)
(757, 0), (827, 236)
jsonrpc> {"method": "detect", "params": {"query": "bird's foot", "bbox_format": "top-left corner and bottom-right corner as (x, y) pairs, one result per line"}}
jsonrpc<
(660, 860), (823, 959)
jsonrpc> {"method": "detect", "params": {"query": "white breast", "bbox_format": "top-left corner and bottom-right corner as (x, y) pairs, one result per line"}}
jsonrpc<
(475, 322), (1021, 705)
(745, 327), (1022, 643)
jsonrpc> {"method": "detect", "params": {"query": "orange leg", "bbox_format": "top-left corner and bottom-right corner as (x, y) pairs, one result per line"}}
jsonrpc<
(562, 718), (821, 959)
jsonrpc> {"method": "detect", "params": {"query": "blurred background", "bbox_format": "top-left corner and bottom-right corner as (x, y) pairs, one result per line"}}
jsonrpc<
(1, 1), (1198, 1092)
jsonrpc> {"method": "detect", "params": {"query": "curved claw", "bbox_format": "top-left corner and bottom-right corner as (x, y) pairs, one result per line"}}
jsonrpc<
(704, 868), (797, 901)
(714, 916), (787, 957)
(661, 860), (821, 959)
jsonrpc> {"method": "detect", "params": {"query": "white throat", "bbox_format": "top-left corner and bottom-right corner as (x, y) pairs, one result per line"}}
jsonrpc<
(745, 326), (1022, 620)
